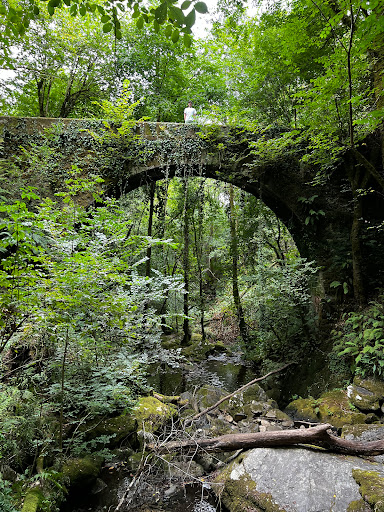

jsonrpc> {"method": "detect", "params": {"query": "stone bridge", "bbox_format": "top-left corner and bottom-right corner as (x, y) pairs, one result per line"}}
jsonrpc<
(1, 116), (384, 311)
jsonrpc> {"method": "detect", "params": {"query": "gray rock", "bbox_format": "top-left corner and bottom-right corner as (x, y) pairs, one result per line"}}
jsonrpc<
(347, 384), (380, 411)
(223, 447), (384, 511)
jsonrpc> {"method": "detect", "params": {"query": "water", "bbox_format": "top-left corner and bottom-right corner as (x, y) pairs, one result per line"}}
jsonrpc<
(147, 352), (255, 396)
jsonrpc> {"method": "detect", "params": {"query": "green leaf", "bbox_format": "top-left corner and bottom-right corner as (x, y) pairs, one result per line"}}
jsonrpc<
(33, 5), (40, 14)
(168, 5), (184, 25)
(103, 22), (113, 32)
(154, 2), (167, 24)
(330, 281), (341, 288)
(79, 5), (86, 15)
(115, 29), (122, 39)
(48, 0), (60, 7)
(181, 0), (191, 8)
(101, 14), (110, 22)
(153, 19), (160, 32)
(194, 1), (208, 13)
(183, 32), (192, 47)
(164, 24), (172, 37)
(171, 28), (179, 42)
(62, 0), (70, 6)
(97, 5), (105, 14)
(136, 16), (144, 29)
(47, 4), (55, 15)
(184, 8), (195, 28)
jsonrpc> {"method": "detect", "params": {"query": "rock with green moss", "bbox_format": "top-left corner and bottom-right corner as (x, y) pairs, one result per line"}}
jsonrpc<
(347, 377), (384, 413)
(214, 446), (384, 511)
(62, 455), (103, 489)
(354, 377), (384, 399)
(352, 469), (384, 511)
(286, 390), (369, 428)
(21, 488), (43, 512)
(317, 390), (367, 427)
(284, 397), (319, 423)
(342, 424), (384, 442)
(214, 459), (285, 512)
(85, 412), (137, 447)
(195, 385), (229, 412)
(226, 384), (268, 417)
(347, 499), (372, 511)
(133, 396), (177, 433)
(215, 473), (286, 512)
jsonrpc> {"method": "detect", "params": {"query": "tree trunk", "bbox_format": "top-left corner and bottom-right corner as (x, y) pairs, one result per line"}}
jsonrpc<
(152, 423), (384, 457)
(228, 184), (247, 343)
(145, 182), (156, 278)
(182, 178), (191, 345)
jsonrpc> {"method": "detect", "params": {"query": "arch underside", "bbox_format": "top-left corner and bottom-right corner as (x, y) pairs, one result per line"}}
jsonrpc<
(105, 161), (306, 258)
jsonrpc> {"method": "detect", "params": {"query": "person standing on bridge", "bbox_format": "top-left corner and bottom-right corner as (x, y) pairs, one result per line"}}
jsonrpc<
(184, 101), (197, 123)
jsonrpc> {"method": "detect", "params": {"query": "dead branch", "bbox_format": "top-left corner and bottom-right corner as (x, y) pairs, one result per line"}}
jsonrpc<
(185, 362), (295, 425)
(151, 423), (384, 456)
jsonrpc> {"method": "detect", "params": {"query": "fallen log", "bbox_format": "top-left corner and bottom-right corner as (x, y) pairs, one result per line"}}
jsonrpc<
(185, 361), (295, 425)
(151, 424), (384, 457)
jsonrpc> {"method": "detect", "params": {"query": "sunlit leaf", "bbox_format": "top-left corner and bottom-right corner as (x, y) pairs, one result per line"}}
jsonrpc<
(194, 1), (208, 13)
(103, 22), (113, 32)
(171, 28), (179, 42)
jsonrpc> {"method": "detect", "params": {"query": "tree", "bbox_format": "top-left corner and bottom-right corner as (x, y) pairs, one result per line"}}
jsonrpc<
(0, 0), (206, 68)
(0, 9), (114, 117)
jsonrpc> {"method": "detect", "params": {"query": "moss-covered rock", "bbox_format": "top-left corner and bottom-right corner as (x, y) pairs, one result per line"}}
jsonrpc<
(342, 424), (384, 441)
(347, 380), (382, 412)
(214, 465), (286, 512)
(226, 384), (268, 418)
(195, 385), (228, 412)
(347, 499), (372, 511)
(62, 455), (103, 489)
(352, 469), (384, 511)
(317, 390), (367, 428)
(284, 397), (319, 423)
(21, 488), (43, 512)
(133, 396), (177, 433)
(285, 390), (368, 428)
(354, 377), (384, 400)
(85, 412), (137, 447)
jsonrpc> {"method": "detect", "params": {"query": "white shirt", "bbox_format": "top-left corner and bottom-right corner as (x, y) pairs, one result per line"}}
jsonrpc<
(184, 107), (197, 123)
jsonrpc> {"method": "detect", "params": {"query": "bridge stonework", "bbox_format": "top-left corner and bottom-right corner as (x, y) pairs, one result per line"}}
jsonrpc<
(1, 116), (384, 314)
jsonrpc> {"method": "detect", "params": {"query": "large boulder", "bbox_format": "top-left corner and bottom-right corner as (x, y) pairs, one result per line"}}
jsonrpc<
(214, 447), (384, 511)
(133, 396), (177, 434)
(347, 377), (384, 412)
(286, 390), (368, 428)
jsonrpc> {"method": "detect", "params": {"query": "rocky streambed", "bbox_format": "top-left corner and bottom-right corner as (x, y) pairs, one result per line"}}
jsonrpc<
(57, 372), (384, 512)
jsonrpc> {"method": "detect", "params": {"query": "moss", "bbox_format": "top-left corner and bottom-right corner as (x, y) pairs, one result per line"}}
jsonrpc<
(285, 398), (319, 423)
(195, 385), (228, 411)
(215, 472), (286, 512)
(347, 499), (372, 511)
(317, 390), (367, 428)
(354, 378), (384, 400)
(21, 488), (43, 512)
(342, 423), (384, 440)
(85, 412), (137, 447)
(352, 469), (384, 511)
(133, 396), (177, 433)
(62, 455), (102, 489)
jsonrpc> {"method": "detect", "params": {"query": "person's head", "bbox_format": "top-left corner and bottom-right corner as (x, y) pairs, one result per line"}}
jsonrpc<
(188, 101), (193, 107)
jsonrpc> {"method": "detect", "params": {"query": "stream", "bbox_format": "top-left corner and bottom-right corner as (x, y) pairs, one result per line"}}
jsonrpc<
(61, 352), (255, 512)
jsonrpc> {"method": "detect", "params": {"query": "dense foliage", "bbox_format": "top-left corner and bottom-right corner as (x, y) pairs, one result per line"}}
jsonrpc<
(0, 0), (383, 508)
